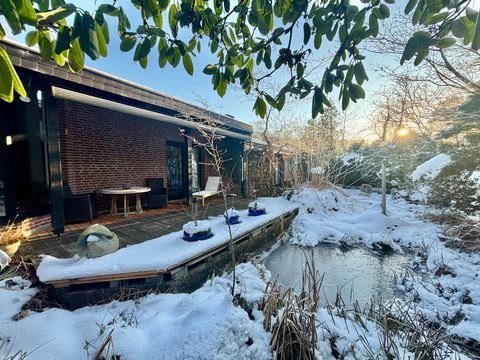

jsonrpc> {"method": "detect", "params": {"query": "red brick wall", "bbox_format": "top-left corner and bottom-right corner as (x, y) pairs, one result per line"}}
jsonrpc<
(57, 100), (185, 211)
(22, 215), (52, 236)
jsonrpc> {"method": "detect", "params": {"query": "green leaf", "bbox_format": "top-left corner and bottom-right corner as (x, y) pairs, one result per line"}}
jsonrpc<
(411, 1), (424, 25)
(0, 49), (14, 102)
(466, 7), (478, 23)
(404, 0), (418, 15)
(339, 25), (347, 43)
(79, 14), (100, 60)
(472, 12), (480, 50)
(341, 86), (350, 110)
(354, 62), (367, 85)
(139, 37), (151, 58)
(265, 94), (277, 108)
(224, 0), (230, 12)
(451, 18), (469, 38)
(37, 3), (77, 24)
(98, 4), (119, 16)
(303, 22), (311, 45)
(296, 63), (304, 78)
(321, 93), (331, 107)
(72, 12), (82, 39)
(314, 31), (322, 49)
(379, 4), (390, 19)
(52, 45), (66, 66)
(51, 0), (66, 8)
(349, 83), (365, 99)
(400, 37), (417, 65)
(169, 48), (181, 67)
(312, 87), (323, 118)
(95, 22), (107, 57)
(369, 13), (379, 37)
(158, 53), (168, 69)
(203, 64), (217, 75)
(217, 78), (227, 97)
(159, 0), (169, 10)
(436, 37), (455, 48)
(139, 56), (148, 69)
(13, 0), (38, 26)
(0, 23), (5, 39)
(25, 31), (39, 47)
(169, 4), (178, 35)
(276, 93), (286, 111)
(120, 35), (137, 52)
(55, 26), (71, 54)
(254, 96), (267, 118)
(101, 20), (110, 44)
(38, 32), (53, 60)
(413, 48), (428, 66)
(2, 0), (23, 35)
(182, 53), (194, 75)
(67, 38), (84, 72)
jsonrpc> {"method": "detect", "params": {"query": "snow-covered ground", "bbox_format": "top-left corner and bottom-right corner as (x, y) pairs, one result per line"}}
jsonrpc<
(1, 188), (479, 359)
(287, 188), (480, 356)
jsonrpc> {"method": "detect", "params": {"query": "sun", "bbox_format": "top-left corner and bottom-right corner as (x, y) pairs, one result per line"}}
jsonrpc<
(397, 128), (410, 137)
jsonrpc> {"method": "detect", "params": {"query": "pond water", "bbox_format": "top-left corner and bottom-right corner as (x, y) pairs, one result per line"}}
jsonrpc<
(264, 243), (411, 308)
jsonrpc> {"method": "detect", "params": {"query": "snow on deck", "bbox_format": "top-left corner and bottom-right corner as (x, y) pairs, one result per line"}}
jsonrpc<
(37, 198), (298, 283)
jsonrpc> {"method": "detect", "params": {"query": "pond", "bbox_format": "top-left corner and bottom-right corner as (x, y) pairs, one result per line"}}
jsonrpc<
(264, 243), (411, 308)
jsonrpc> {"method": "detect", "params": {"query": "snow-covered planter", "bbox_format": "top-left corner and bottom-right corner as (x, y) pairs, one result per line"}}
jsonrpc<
(182, 220), (213, 241)
(248, 201), (266, 216)
(224, 208), (241, 225)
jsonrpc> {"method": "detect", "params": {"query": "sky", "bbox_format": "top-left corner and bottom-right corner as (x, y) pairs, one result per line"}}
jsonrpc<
(6, 0), (473, 140)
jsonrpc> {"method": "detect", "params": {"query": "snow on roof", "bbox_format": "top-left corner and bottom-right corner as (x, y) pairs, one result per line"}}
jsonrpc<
(411, 153), (452, 182)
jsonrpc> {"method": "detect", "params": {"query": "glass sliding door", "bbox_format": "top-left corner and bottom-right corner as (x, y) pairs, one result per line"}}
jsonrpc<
(0, 88), (50, 220)
(167, 143), (186, 200)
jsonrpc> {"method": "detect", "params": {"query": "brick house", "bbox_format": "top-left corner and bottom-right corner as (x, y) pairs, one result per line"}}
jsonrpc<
(0, 39), (252, 235)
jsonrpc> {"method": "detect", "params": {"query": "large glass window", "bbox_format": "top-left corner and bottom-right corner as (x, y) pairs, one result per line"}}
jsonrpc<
(167, 144), (185, 200)
(0, 88), (50, 219)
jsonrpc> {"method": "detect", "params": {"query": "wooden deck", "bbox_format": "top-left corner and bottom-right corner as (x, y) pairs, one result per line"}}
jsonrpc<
(18, 196), (253, 260)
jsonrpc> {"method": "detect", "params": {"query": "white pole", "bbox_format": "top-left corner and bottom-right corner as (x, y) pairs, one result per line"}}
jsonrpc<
(381, 160), (387, 215)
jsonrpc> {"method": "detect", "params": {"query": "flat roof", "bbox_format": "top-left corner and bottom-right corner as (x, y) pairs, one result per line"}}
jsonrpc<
(1, 38), (252, 135)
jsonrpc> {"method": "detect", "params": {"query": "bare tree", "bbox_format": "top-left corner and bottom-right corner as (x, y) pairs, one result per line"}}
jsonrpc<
(166, 97), (240, 296)
(368, 77), (464, 142)
(369, 11), (480, 94)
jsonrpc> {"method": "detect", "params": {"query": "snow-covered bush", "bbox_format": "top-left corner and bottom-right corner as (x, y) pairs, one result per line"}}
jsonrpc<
(330, 140), (438, 193)
(428, 152), (480, 214)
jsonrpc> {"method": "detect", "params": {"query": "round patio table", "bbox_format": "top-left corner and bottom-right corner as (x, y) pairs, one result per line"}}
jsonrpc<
(98, 186), (151, 218)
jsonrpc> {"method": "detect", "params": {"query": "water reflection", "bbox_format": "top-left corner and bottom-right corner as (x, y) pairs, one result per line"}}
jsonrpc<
(264, 243), (410, 308)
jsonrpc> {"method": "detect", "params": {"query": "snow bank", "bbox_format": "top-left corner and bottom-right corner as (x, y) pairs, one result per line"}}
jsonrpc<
(411, 153), (452, 181)
(287, 187), (438, 250)
(37, 198), (298, 283)
(0, 263), (272, 360)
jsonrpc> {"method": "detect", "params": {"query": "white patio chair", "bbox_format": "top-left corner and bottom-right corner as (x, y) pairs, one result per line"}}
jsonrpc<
(192, 176), (221, 205)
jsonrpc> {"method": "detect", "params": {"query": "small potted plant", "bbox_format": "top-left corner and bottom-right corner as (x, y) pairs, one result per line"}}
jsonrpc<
(224, 208), (241, 225)
(182, 202), (213, 241)
(0, 219), (25, 257)
(182, 220), (213, 241)
(248, 201), (266, 216)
